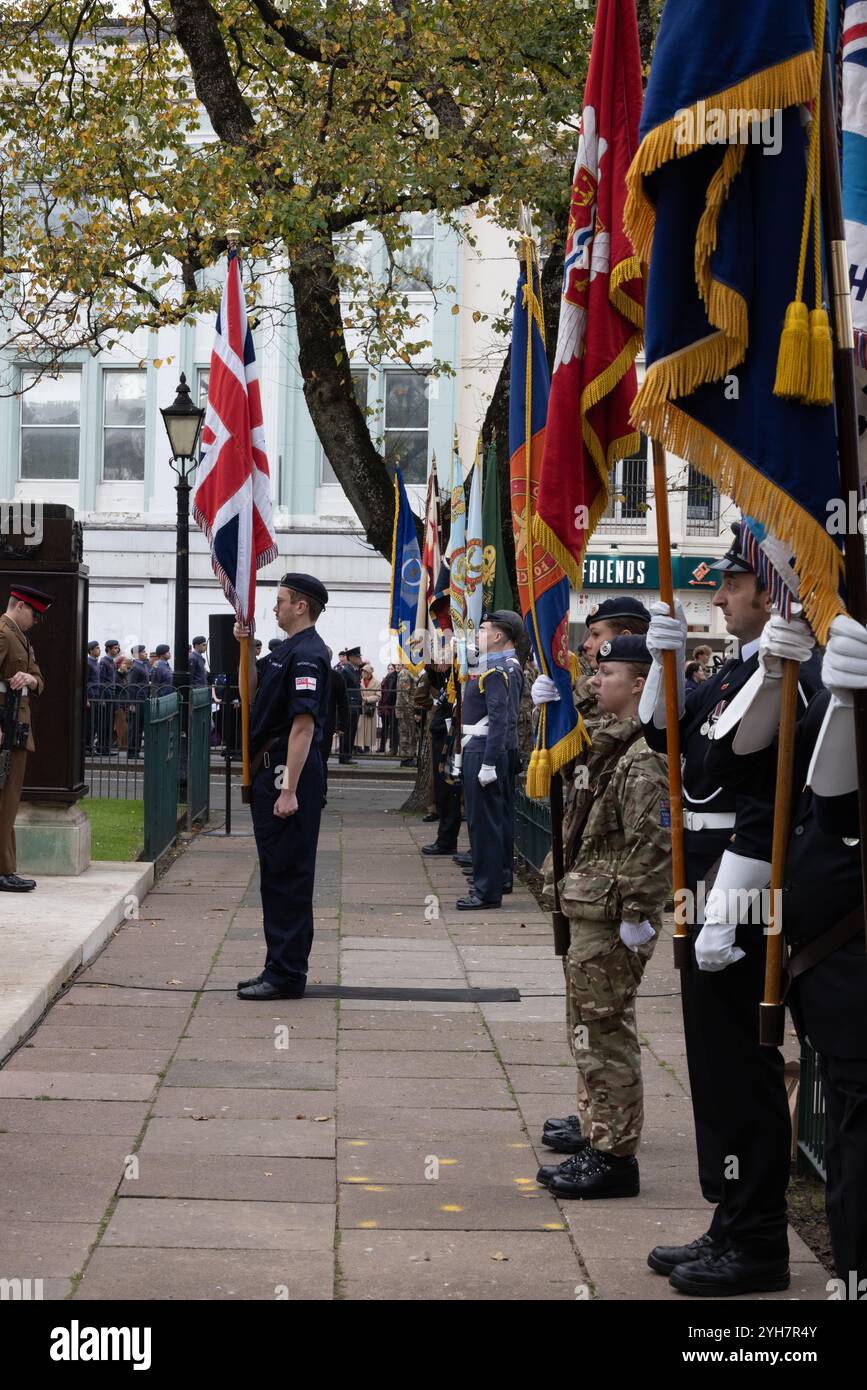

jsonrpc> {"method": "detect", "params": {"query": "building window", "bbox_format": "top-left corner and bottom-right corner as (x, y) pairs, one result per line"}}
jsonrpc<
(393, 211), (435, 291)
(102, 369), (146, 481)
(19, 369), (81, 480)
(599, 437), (648, 532)
(335, 225), (374, 279)
(686, 465), (720, 535)
(197, 368), (210, 410)
(384, 369), (429, 483)
(321, 370), (369, 484)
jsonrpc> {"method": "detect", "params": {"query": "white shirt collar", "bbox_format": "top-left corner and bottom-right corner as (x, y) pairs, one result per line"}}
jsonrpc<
(740, 637), (761, 662)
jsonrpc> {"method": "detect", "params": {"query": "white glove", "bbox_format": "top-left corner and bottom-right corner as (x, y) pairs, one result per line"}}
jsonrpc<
(478, 763), (498, 786)
(694, 922), (746, 972)
(531, 673), (560, 706)
(646, 599), (688, 660)
(821, 613), (867, 708)
(639, 600), (686, 730)
(619, 920), (656, 952)
(758, 613), (814, 679)
(444, 718), (452, 733)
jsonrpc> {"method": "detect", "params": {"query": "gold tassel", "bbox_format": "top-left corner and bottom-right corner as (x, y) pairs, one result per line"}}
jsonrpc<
(805, 307), (833, 406)
(526, 747), (552, 800)
(773, 301), (810, 399)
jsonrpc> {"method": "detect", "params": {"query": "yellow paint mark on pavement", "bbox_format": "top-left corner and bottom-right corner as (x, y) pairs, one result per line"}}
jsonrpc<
(358, 1220), (379, 1229)
(543, 1222), (565, 1230)
(439, 1204), (464, 1213)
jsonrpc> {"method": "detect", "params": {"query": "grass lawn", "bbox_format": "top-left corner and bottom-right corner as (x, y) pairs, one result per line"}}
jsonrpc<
(83, 798), (144, 861)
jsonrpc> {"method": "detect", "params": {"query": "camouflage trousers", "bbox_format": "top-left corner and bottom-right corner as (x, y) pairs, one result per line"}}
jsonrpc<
(563, 917), (657, 1157)
(397, 707), (417, 759)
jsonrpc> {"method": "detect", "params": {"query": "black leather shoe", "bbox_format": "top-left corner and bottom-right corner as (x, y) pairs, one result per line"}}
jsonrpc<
(456, 893), (501, 910)
(421, 844), (455, 856)
(237, 979), (306, 1001)
(237, 973), (264, 990)
(400, 757), (416, 767)
(536, 1148), (589, 1186)
(544, 1114), (582, 1134)
(647, 1232), (726, 1277)
(0, 873), (36, 892)
(461, 865), (474, 876)
(668, 1247), (790, 1297)
(452, 853), (472, 866)
(541, 1125), (592, 1153)
(502, 881), (513, 894)
(422, 812), (438, 823)
(547, 1148), (639, 1200)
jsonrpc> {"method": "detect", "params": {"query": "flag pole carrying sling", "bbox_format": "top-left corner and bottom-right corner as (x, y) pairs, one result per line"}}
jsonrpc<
(239, 635), (252, 804)
(819, 51), (867, 951)
(759, 660), (800, 1045)
(652, 440), (689, 971)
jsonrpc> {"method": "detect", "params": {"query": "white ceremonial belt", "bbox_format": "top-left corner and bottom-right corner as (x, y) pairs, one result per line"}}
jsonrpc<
(0, 681), (6, 692)
(683, 810), (736, 832)
(461, 718), (489, 749)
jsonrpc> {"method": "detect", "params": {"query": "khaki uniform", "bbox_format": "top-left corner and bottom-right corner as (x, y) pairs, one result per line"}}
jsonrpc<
(0, 613), (45, 875)
(396, 667), (416, 759)
(557, 718), (671, 1156)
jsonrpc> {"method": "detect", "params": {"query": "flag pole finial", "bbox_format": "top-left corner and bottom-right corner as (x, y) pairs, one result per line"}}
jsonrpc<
(226, 227), (241, 250)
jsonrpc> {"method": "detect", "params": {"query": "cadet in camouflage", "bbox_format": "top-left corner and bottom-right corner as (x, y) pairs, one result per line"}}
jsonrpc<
(537, 634), (671, 1202)
(396, 666), (417, 764)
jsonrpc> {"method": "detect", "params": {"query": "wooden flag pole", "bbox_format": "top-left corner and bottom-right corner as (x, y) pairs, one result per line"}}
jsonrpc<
(651, 440), (689, 970)
(239, 633), (252, 805)
(819, 53), (867, 949)
(759, 659), (800, 1046)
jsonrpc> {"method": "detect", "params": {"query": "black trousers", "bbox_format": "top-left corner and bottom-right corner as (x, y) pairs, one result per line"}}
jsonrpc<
(462, 745), (509, 905)
(250, 750), (323, 987)
(816, 1051), (867, 1283)
(503, 748), (518, 888)
(680, 923), (790, 1258)
(432, 732), (461, 851)
(341, 708), (360, 760)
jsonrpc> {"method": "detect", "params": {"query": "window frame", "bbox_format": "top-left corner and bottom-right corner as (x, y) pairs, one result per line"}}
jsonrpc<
(101, 367), (147, 483)
(18, 366), (82, 482)
(382, 367), (430, 484)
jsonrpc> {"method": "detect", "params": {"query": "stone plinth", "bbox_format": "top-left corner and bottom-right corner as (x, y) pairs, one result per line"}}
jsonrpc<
(15, 802), (91, 876)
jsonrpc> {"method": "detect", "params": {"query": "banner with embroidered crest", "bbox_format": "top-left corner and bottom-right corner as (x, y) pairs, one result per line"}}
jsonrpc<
(388, 468), (424, 675)
(626, 0), (844, 643)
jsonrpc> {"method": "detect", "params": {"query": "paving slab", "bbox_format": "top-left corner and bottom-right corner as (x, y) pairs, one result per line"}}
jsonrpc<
(338, 1230), (581, 1300)
(337, 1137), (540, 1185)
(6, 1046), (174, 1074)
(139, 1118), (335, 1158)
(151, 1087), (336, 1119)
(337, 1052), (503, 1080)
(164, 1060), (336, 1090)
(102, 1197), (335, 1251)
(74, 1247), (334, 1301)
(0, 1071), (158, 1102)
(119, 1153), (335, 1203)
(0, 1099), (150, 1136)
(339, 1181), (569, 1232)
(0, 1221), (99, 1278)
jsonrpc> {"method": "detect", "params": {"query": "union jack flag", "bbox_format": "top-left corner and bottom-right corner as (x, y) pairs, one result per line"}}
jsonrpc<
(192, 250), (278, 624)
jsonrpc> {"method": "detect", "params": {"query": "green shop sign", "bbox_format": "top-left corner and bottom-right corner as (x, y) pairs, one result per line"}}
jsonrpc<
(581, 554), (721, 590)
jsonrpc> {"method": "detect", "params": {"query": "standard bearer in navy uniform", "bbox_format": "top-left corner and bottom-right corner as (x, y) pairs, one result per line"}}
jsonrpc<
(640, 522), (821, 1296)
(456, 611), (522, 910)
(234, 573), (331, 1001)
(706, 611), (867, 1291)
(189, 637), (210, 687)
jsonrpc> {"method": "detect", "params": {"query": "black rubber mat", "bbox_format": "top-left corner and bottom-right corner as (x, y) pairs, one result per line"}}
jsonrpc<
(303, 985), (520, 1002)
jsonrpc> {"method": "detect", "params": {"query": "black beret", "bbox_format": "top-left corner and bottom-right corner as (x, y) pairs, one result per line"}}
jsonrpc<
(596, 634), (651, 665)
(280, 572), (329, 608)
(87, 640), (100, 653)
(268, 638), (283, 652)
(709, 521), (756, 575)
(585, 597), (651, 625)
(132, 645), (146, 655)
(484, 610), (525, 644)
(155, 644), (170, 657)
(104, 639), (120, 650)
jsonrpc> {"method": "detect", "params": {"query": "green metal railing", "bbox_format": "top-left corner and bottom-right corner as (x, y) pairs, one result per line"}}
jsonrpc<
(796, 1041), (826, 1181)
(187, 686), (212, 829)
(143, 691), (180, 862)
(514, 783), (553, 873)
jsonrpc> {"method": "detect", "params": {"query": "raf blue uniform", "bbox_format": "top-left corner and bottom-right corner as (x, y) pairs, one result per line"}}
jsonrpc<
(126, 657), (150, 757)
(461, 655), (511, 906)
(503, 649), (524, 891)
(96, 651), (117, 752)
(152, 658), (173, 691)
(250, 625), (331, 989)
(86, 653), (100, 750)
(189, 649), (209, 687)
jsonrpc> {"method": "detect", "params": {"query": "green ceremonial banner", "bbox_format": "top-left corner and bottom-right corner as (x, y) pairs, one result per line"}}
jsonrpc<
(482, 443), (513, 611)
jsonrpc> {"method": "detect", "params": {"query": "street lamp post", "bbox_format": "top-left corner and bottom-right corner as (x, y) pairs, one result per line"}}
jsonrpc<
(160, 373), (205, 799)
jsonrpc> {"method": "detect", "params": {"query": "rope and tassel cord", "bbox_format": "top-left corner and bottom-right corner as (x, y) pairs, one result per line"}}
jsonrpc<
(774, 0), (827, 404)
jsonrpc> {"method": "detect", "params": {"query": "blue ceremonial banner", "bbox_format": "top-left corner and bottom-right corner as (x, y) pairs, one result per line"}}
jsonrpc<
(388, 468), (424, 674)
(626, 0), (845, 641)
(509, 231), (588, 797)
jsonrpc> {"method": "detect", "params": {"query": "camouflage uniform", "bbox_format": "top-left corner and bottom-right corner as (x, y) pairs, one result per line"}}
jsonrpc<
(396, 667), (416, 760)
(516, 660), (538, 767)
(558, 718), (671, 1156)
